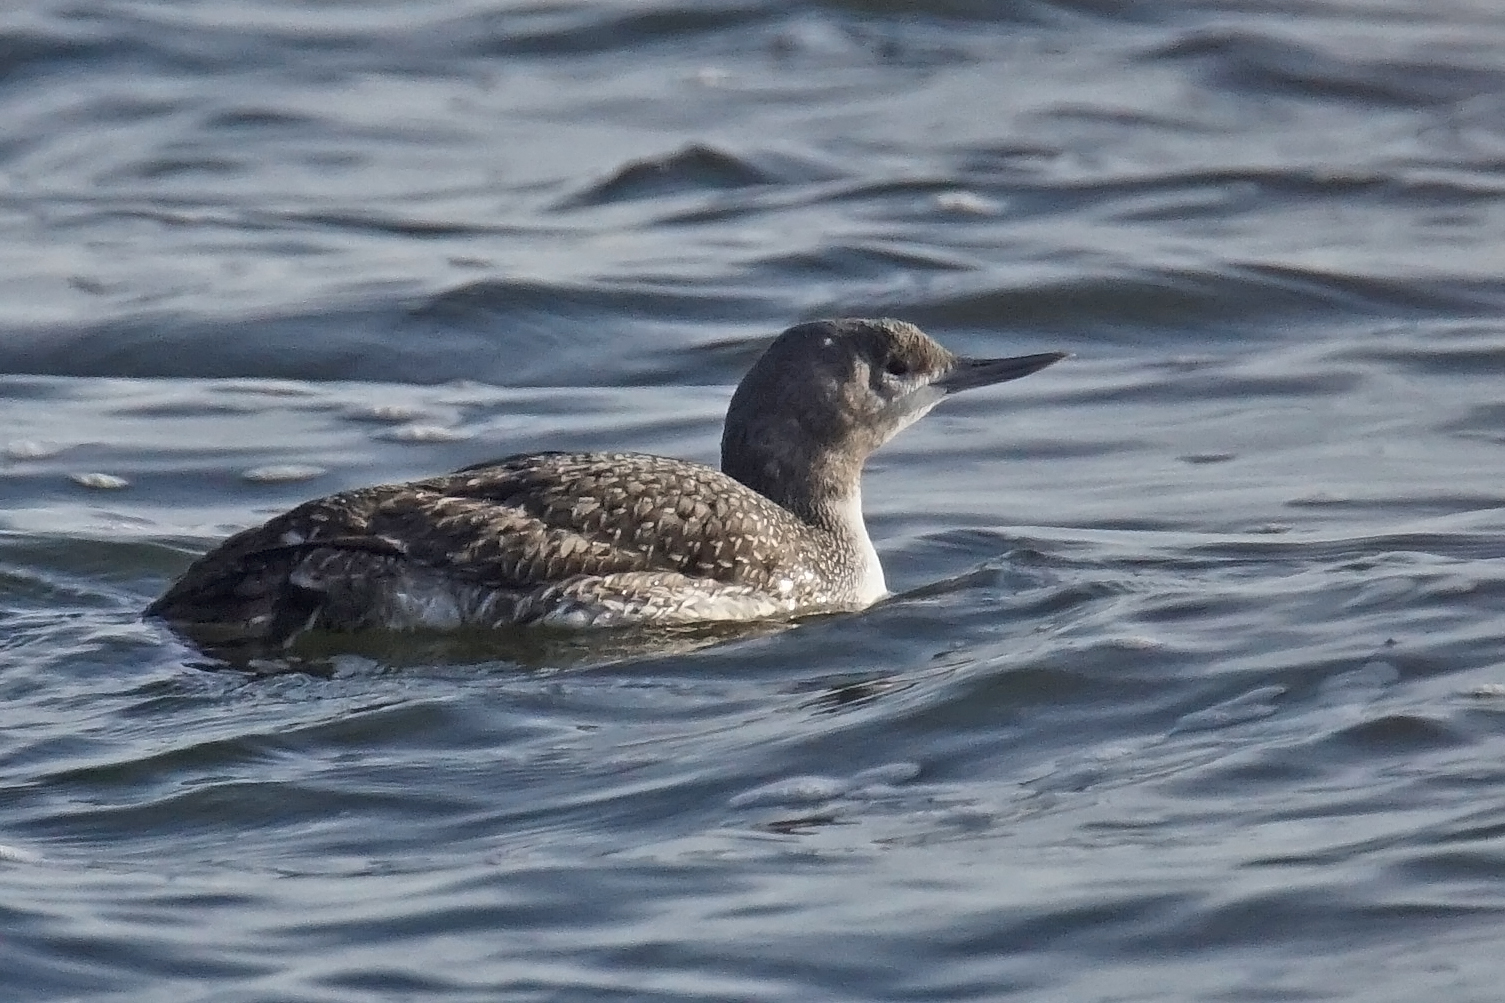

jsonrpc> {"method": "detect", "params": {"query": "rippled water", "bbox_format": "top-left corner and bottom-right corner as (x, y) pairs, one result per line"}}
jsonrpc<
(6, 1), (1505, 1000)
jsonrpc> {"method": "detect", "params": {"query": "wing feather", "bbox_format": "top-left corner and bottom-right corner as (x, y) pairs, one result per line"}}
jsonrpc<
(148, 451), (826, 633)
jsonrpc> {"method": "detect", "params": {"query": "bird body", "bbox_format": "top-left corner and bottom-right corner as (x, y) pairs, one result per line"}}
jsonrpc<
(147, 319), (1064, 644)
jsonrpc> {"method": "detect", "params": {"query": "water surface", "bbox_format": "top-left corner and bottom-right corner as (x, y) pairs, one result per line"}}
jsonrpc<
(5, 1), (1505, 1000)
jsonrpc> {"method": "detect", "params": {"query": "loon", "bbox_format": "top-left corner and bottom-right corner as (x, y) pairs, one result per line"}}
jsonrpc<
(147, 318), (1064, 643)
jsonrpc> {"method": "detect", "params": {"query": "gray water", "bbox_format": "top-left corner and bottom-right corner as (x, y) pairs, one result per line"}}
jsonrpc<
(5, 1), (1505, 1000)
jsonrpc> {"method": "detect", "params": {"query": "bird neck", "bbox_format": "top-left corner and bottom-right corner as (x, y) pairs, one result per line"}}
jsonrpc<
(721, 423), (861, 528)
(721, 431), (888, 601)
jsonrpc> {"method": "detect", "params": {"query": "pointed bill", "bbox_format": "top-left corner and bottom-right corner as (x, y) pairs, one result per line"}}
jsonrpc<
(936, 351), (1069, 394)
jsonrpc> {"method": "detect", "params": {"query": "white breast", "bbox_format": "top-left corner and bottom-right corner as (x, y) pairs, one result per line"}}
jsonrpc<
(833, 491), (888, 605)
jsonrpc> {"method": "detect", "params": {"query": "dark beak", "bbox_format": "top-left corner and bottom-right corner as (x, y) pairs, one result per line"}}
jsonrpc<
(936, 351), (1069, 394)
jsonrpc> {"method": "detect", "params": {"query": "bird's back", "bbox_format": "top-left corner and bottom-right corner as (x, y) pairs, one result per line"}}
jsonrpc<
(147, 452), (847, 643)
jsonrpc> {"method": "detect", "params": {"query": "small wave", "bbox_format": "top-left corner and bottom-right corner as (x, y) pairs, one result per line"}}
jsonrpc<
(1149, 27), (1505, 108)
(563, 144), (791, 208)
(875, 265), (1505, 340)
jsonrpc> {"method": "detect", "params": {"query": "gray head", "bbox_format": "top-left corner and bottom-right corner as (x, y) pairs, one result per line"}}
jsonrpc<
(720, 318), (1065, 526)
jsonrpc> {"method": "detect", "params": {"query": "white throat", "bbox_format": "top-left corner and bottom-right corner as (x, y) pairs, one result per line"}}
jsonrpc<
(833, 490), (887, 605)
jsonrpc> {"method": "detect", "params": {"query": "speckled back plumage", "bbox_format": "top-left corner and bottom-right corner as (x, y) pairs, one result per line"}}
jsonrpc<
(147, 451), (857, 641)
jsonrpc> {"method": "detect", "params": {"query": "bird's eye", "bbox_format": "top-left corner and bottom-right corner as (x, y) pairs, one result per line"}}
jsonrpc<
(883, 357), (909, 377)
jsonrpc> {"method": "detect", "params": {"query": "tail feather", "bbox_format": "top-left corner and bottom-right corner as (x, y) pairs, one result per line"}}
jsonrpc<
(148, 531), (416, 644)
(146, 547), (318, 646)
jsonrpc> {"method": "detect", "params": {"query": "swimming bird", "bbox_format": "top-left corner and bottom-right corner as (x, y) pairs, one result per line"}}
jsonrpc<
(147, 318), (1064, 643)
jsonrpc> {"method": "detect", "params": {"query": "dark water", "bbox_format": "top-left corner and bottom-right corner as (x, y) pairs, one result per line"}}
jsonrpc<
(5, 1), (1505, 999)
